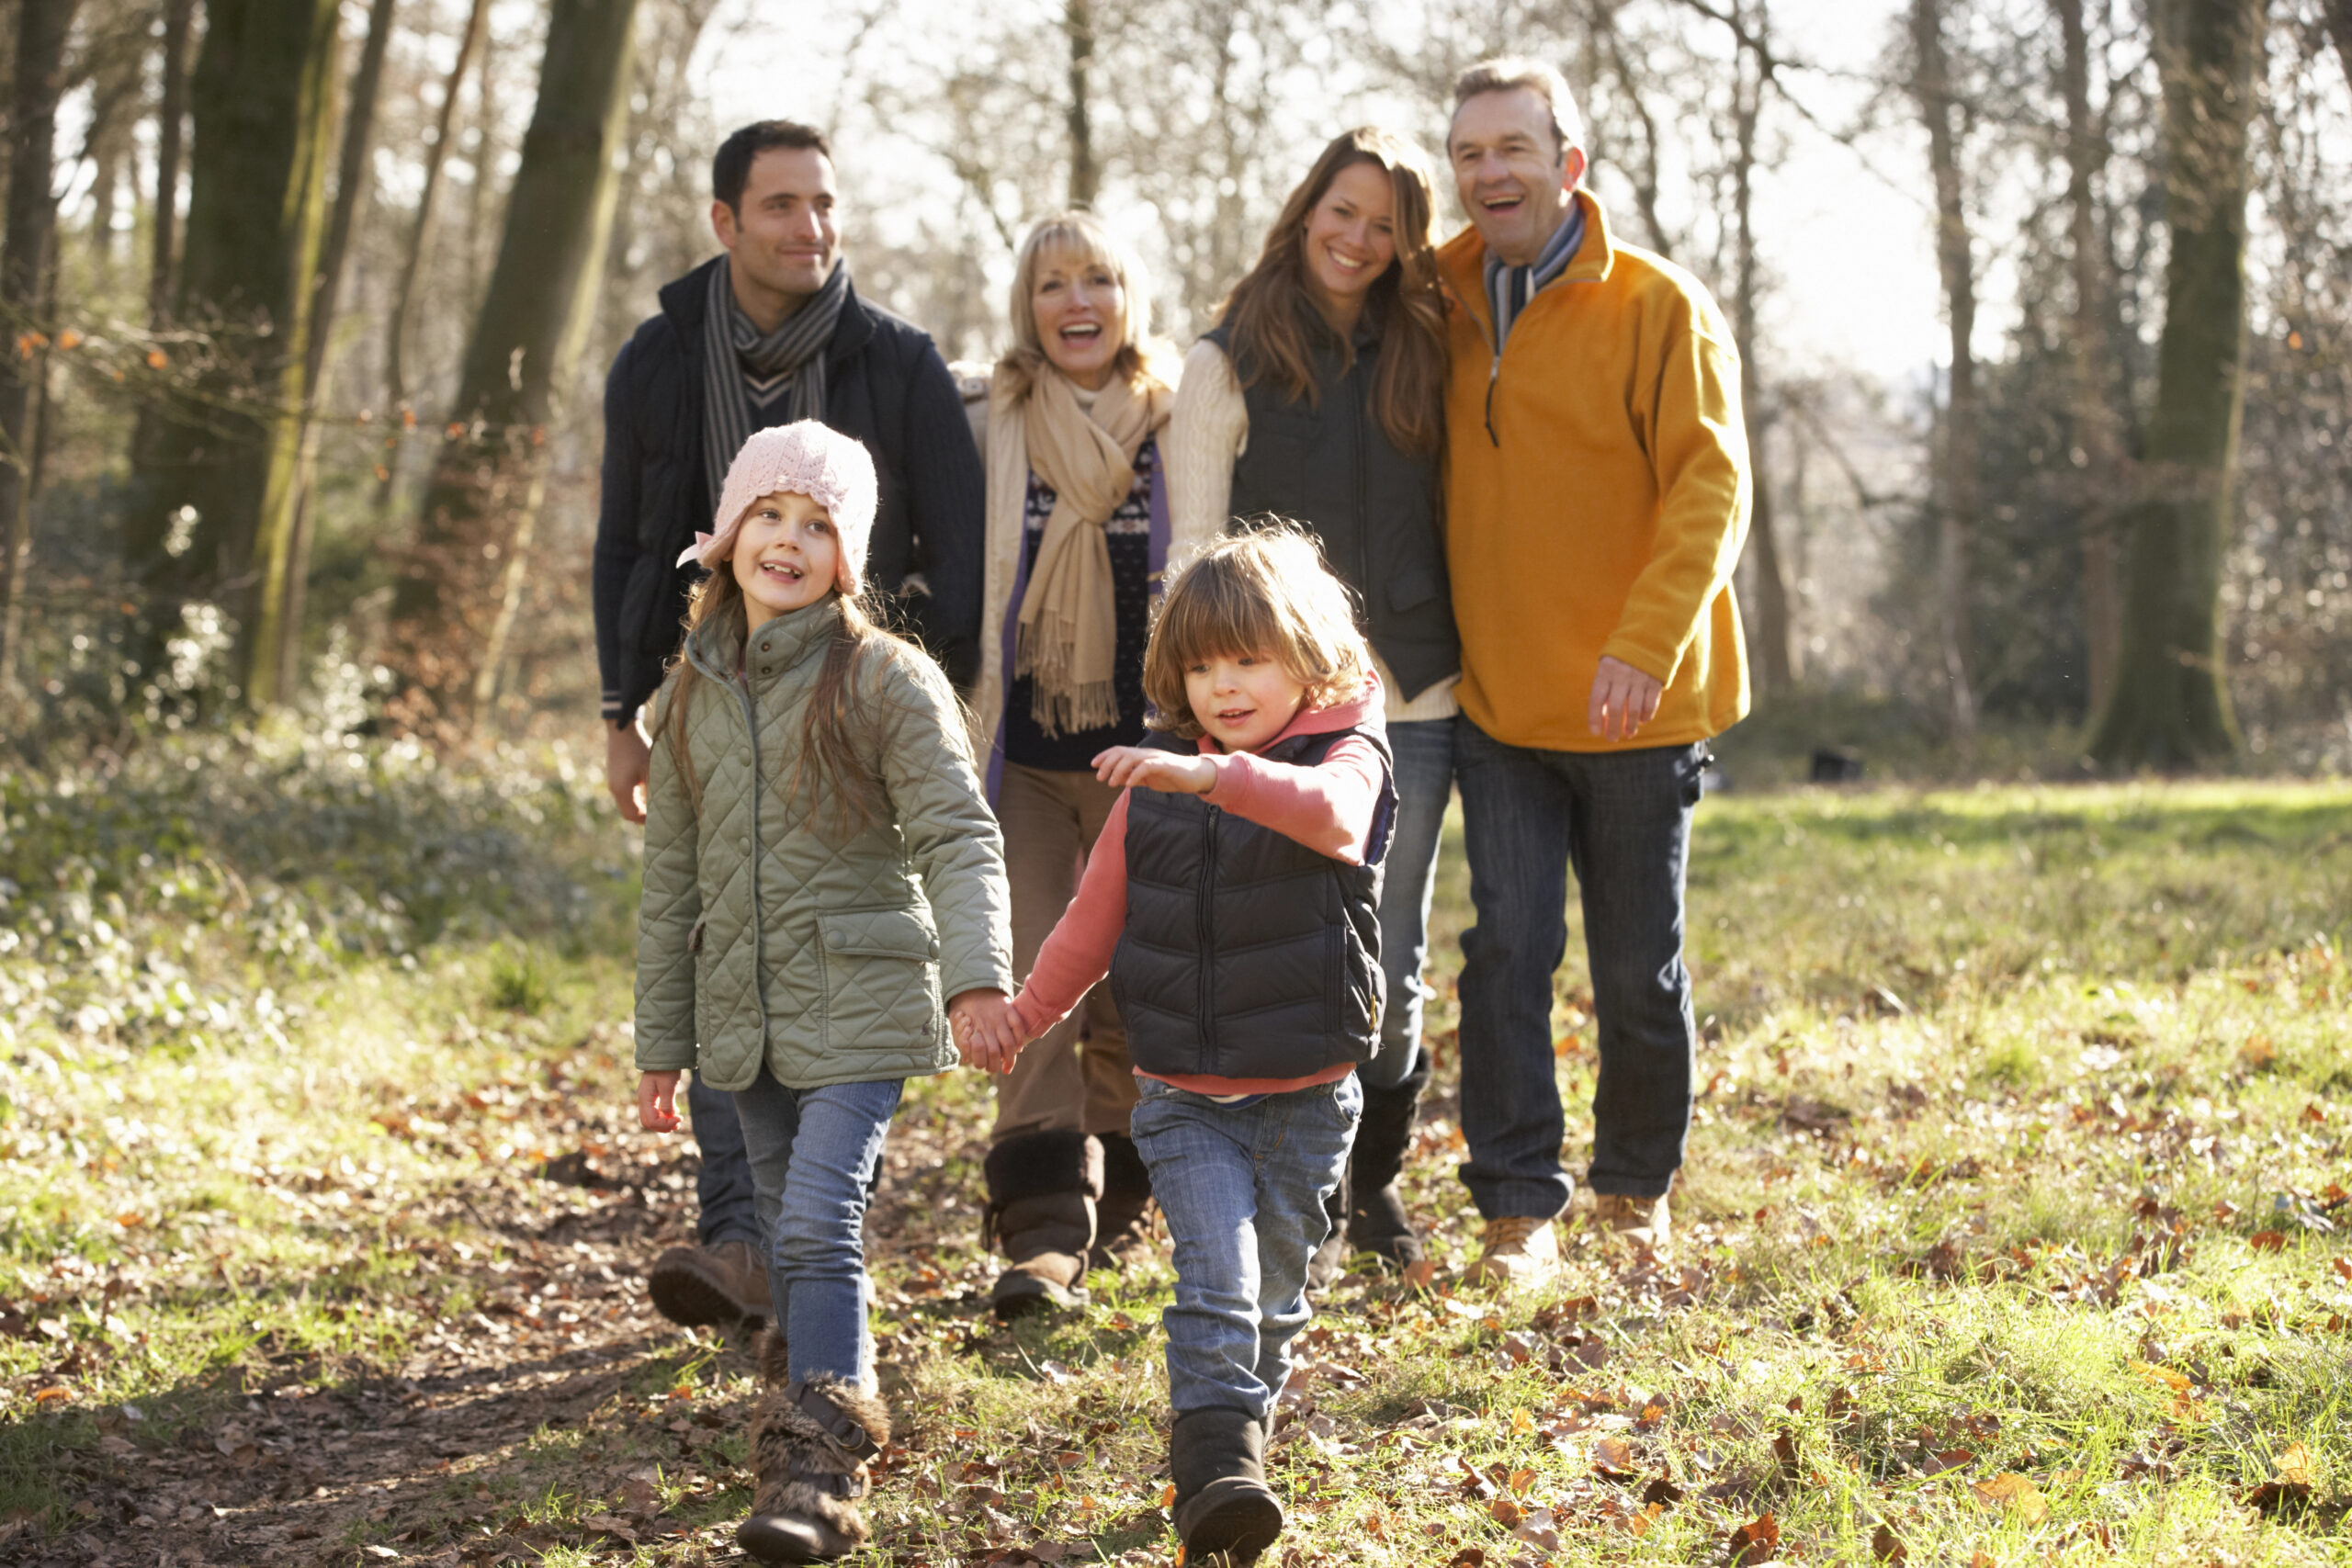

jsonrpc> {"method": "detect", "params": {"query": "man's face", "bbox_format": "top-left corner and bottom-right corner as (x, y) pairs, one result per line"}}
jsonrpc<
(1447, 87), (1586, 267)
(713, 146), (840, 300)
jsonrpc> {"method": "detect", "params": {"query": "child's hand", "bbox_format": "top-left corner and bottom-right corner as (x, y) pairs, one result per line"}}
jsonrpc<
(1092, 745), (1216, 795)
(948, 988), (1024, 1075)
(637, 1070), (682, 1133)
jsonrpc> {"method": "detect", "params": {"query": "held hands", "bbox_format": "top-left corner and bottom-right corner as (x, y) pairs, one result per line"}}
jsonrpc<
(1092, 745), (1216, 795)
(949, 988), (1025, 1076)
(1588, 656), (1665, 744)
(637, 1070), (682, 1133)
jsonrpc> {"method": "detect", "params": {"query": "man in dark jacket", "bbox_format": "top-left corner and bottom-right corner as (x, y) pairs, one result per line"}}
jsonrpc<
(593, 119), (985, 1327)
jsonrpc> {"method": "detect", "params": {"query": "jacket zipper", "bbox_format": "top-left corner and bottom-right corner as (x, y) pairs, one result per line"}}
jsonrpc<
(1352, 360), (1373, 635)
(1195, 805), (1217, 1069)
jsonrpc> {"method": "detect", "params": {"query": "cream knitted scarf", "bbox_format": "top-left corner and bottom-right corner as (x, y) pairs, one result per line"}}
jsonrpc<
(1001, 354), (1169, 735)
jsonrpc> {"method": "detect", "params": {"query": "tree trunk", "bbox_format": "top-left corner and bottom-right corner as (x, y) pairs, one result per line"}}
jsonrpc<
(2055, 0), (2123, 719)
(384, 0), (637, 737)
(1911, 0), (1979, 740)
(1066, 0), (1098, 208)
(0, 0), (77, 695)
(1730, 0), (1793, 695)
(122, 0), (342, 696)
(376, 0), (491, 513)
(254, 0), (400, 707)
(149, 0), (195, 329)
(2089, 0), (2265, 768)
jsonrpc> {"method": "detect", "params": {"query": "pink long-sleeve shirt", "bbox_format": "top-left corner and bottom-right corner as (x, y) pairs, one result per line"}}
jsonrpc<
(1010, 678), (1388, 1096)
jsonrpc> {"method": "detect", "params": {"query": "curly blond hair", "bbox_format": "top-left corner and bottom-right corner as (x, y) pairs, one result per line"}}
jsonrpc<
(1142, 524), (1374, 740)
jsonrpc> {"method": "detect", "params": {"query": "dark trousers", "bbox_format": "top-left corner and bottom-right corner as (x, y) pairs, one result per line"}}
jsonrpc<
(686, 1072), (761, 1248)
(1453, 719), (1705, 1218)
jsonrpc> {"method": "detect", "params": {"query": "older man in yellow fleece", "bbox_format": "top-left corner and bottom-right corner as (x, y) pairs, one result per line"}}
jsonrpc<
(1438, 57), (1751, 1285)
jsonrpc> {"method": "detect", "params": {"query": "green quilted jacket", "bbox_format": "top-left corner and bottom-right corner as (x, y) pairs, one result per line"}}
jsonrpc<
(633, 596), (1014, 1090)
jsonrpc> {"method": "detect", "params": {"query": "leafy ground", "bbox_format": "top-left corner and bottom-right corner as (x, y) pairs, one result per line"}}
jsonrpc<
(1, 729), (2348, 1567)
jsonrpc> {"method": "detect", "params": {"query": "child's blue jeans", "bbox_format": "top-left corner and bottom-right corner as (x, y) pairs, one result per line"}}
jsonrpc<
(729, 1069), (903, 1389)
(1129, 1072), (1363, 1420)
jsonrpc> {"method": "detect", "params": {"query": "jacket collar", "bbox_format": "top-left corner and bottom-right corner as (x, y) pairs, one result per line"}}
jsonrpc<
(661, 254), (876, 367)
(1439, 188), (1615, 339)
(683, 594), (843, 691)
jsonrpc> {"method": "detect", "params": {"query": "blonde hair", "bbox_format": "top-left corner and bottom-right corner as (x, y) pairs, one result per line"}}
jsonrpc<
(1142, 525), (1374, 740)
(1001, 211), (1175, 393)
(1452, 57), (1585, 152)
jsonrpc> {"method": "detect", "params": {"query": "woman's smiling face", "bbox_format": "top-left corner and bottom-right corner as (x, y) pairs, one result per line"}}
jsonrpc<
(1030, 244), (1127, 390)
(1301, 160), (1398, 311)
(729, 490), (839, 628)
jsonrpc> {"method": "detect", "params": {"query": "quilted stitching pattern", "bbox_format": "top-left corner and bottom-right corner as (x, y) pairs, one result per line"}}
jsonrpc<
(635, 600), (1015, 1092)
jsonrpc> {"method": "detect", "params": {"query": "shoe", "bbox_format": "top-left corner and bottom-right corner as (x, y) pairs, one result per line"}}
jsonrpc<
(1090, 1132), (1157, 1270)
(648, 1238), (772, 1328)
(983, 1130), (1101, 1318)
(1170, 1406), (1283, 1566)
(1345, 1075), (1426, 1269)
(1592, 1192), (1671, 1256)
(1461, 1215), (1560, 1289)
(738, 1369), (890, 1562)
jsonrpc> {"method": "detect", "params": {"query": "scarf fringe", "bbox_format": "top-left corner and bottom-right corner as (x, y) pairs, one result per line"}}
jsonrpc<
(1012, 617), (1122, 738)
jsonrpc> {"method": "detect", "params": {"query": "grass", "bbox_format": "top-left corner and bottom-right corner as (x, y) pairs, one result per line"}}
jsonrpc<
(0, 728), (2347, 1566)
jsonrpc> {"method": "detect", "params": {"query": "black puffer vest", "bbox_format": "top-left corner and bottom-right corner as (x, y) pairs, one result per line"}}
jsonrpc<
(1204, 321), (1458, 702)
(1110, 727), (1396, 1080)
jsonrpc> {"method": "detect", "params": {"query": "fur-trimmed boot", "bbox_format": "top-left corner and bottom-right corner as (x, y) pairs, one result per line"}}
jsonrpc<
(1170, 1406), (1283, 1566)
(984, 1129), (1101, 1318)
(737, 1333), (891, 1564)
(1089, 1132), (1156, 1270)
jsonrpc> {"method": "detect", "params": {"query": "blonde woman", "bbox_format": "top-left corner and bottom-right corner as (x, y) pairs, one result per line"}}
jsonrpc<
(1167, 128), (1456, 1282)
(966, 212), (1178, 1317)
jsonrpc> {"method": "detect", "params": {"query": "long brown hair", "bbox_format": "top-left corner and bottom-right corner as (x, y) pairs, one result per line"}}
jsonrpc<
(662, 565), (914, 840)
(1215, 128), (1448, 457)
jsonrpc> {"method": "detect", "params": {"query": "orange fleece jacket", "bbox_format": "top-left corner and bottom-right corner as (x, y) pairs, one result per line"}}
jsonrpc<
(1440, 191), (1751, 752)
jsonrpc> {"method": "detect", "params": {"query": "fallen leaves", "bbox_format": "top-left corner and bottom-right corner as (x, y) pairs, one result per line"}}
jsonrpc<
(1727, 1510), (1780, 1565)
(1971, 1472), (2049, 1525)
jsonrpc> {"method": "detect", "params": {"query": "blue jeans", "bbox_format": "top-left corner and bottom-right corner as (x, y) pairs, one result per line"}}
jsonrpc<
(685, 1073), (761, 1249)
(1130, 1073), (1363, 1420)
(1362, 717), (1457, 1091)
(1453, 721), (1705, 1217)
(729, 1070), (903, 1386)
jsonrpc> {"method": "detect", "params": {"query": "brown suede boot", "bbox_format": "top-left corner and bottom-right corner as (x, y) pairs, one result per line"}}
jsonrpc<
(736, 1348), (891, 1564)
(648, 1238), (772, 1329)
(984, 1130), (1101, 1318)
(1089, 1132), (1156, 1270)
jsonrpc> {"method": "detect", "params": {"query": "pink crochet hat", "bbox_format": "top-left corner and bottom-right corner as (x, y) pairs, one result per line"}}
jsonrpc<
(675, 421), (879, 595)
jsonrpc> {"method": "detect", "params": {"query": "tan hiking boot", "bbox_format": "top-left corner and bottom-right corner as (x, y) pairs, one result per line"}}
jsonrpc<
(648, 1239), (774, 1329)
(1461, 1214), (1560, 1288)
(1592, 1192), (1671, 1256)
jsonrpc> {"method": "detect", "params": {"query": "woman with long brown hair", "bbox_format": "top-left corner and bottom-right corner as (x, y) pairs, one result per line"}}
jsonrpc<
(965, 211), (1180, 1318)
(1166, 127), (1458, 1282)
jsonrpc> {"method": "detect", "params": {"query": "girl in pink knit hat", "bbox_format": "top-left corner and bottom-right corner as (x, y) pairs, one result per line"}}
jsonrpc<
(634, 421), (1022, 1562)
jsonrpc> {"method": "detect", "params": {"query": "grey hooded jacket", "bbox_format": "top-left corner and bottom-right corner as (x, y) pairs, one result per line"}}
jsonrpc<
(633, 595), (1014, 1090)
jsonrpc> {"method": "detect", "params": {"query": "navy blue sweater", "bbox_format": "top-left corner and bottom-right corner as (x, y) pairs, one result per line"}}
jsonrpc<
(593, 258), (986, 725)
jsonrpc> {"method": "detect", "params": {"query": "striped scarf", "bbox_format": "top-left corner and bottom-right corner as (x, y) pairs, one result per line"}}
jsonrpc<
(1483, 202), (1588, 350)
(700, 256), (849, 523)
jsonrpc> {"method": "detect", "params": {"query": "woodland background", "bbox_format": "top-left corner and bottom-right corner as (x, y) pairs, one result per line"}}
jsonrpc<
(0, 0), (2340, 775)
